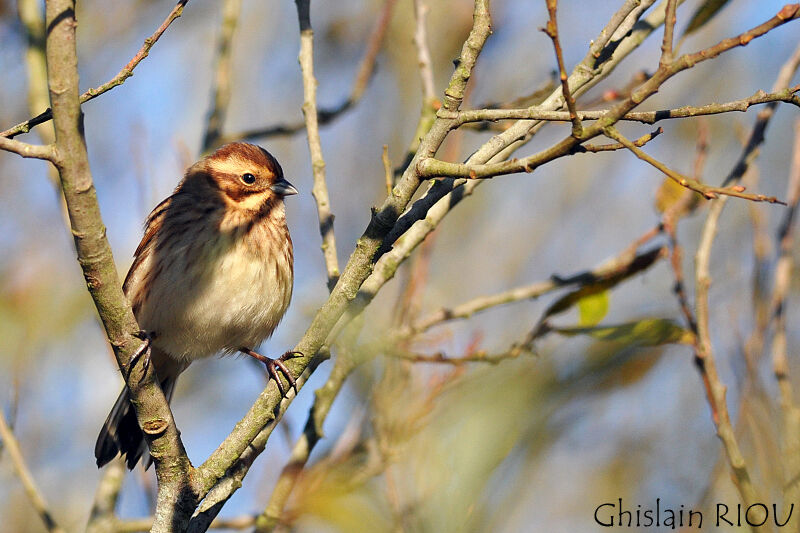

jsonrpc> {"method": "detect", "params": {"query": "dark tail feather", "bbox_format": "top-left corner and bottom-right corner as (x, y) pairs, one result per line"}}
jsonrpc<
(95, 377), (178, 470)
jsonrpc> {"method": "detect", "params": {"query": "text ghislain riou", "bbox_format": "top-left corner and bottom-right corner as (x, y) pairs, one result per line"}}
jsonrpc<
(594, 499), (795, 529)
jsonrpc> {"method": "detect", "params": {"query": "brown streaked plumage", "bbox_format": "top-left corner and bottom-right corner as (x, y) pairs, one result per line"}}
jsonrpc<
(95, 142), (297, 470)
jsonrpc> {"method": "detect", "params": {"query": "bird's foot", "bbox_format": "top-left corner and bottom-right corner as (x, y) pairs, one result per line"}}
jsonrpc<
(240, 348), (302, 396)
(127, 330), (155, 380)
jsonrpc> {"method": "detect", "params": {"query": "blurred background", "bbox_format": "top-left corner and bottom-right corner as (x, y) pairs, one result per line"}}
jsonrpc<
(1, 0), (799, 531)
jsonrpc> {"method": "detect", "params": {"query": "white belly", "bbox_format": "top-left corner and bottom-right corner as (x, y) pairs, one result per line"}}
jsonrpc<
(136, 234), (292, 362)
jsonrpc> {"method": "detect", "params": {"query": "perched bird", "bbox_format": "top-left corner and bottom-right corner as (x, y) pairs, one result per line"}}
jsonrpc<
(95, 142), (298, 469)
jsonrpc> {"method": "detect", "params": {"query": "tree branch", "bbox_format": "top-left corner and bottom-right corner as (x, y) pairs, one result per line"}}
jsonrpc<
(1, 0), (189, 140)
(295, 0), (340, 291)
(42, 1), (193, 531)
(455, 85), (800, 125)
(543, 0), (582, 136)
(0, 410), (65, 533)
(605, 125), (784, 203)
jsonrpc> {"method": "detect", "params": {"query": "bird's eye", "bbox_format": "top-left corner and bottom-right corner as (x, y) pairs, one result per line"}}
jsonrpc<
(241, 173), (256, 185)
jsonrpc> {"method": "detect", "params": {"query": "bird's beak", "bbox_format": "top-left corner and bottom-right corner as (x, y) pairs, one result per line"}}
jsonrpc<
(271, 179), (298, 197)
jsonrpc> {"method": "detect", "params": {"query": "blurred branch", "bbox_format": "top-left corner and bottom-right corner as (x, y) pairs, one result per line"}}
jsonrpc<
(543, 0), (582, 137)
(85, 460), (125, 533)
(413, 0), (436, 104)
(771, 120), (800, 502)
(201, 0), (243, 152)
(455, 85), (800, 125)
(221, 0), (398, 144)
(694, 195), (760, 506)
(0, 410), (65, 533)
(382, 144), (393, 194)
(295, 0), (340, 291)
(412, 232), (661, 335)
(1, 0), (189, 140)
(605, 125), (784, 203)
(389, 345), (527, 365)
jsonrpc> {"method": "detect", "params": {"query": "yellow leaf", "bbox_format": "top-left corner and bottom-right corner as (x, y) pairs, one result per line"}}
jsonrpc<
(577, 290), (609, 326)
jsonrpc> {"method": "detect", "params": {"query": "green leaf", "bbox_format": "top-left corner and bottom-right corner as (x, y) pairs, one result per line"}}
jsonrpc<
(552, 318), (695, 347)
(683, 0), (732, 37)
(577, 290), (609, 326)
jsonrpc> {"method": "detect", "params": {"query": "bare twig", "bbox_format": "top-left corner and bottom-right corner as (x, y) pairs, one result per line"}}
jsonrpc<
(0, 137), (54, 160)
(382, 144), (393, 195)
(389, 345), (527, 366)
(413, 0), (436, 103)
(660, 0), (679, 66)
(543, 0), (582, 136)
(221, 0), (398, 144)
(455, 85), (800, 125)
(0, 410), (65, 533)
(85, 460), (126, 533)
(695, 196), (760, 506)
(202, 0), (243, 151)
(605, 125), (784, 203)
(1, 0), (189, 139)
(579, 127), (662, 152)
(295, 0), (340, 291)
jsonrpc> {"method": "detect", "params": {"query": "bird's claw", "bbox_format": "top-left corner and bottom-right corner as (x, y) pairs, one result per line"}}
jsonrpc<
(127, 330), (154, 380)
(241, 348), (301, 396)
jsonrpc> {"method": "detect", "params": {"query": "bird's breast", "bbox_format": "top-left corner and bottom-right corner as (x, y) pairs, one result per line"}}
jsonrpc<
(134, 213), (293, 362)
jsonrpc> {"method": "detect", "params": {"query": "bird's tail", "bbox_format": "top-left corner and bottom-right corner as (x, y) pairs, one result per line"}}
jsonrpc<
(95, 370), (179, 470)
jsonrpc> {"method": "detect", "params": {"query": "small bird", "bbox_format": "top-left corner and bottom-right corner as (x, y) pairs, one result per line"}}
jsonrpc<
(95, 142), (297, 469)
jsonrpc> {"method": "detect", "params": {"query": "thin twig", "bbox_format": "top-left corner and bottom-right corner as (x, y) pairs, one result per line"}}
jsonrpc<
(0, 410), (66, 533)
(389, 345), (527, 366)
(605, 125), (784, 203)
(413, 0), (436, 103)
(202, 0), (243, 151)
(660, 0), (679, 66)
(695, 196), (760, 506)
(455, 85), (800, 125)
(1, 0), (189, 139)
(578, 127), (662, 152)
(295, 0), (339, 291)
(86, 460), (126, 533)
(382, 144), (393, 195)
(0, 137), (54, 160)
(543, 0), (582, 136)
